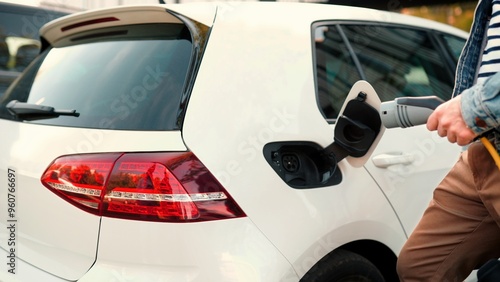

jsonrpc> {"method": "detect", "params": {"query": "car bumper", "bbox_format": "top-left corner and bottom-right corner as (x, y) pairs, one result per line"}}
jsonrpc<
(1, 217), (298, 281)
(88, 217), (297, 281)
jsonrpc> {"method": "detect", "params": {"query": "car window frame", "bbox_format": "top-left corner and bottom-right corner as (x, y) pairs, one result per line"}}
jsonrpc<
(312, 20), (466, 123)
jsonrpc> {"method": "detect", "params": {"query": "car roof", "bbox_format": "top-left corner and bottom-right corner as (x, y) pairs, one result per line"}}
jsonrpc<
(40, 2), (468, 46)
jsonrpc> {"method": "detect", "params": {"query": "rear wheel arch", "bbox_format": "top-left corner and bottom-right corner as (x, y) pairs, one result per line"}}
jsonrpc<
(300, 240), (398, 282)
(342, 240), (399, 282)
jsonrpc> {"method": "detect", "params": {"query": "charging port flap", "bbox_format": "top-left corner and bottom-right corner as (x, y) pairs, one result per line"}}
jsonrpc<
(333, 80), (385, 167)
(262, 80), (384, 188)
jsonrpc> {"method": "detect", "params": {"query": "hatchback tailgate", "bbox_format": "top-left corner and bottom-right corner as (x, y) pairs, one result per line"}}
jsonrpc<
(0, 120), (186, 279)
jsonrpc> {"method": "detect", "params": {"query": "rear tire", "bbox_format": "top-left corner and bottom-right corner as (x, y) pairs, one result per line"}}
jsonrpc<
(300, 249), (385, 282)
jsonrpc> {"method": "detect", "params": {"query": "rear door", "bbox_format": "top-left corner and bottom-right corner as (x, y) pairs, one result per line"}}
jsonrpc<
(314, 22), (466, 235)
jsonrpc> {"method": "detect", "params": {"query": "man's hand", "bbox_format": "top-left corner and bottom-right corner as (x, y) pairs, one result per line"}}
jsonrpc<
(426, 95), (476, 146)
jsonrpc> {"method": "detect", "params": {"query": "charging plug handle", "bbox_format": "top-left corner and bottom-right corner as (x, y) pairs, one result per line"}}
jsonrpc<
(380, 96), (444, 128)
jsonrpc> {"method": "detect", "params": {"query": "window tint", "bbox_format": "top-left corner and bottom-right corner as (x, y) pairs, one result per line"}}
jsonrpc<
(315, 24), (460, 120)
(441, 34), (466, 63)
(0, 23), (193, 131)
(315, 26), (362, 119)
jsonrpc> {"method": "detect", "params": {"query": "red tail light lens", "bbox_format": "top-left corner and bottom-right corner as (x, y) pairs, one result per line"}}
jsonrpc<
(41, 152), (246, 222)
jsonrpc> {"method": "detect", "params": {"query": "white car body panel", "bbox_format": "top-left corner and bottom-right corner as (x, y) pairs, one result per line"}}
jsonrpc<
(0, 2), (474, 281)
(0, 120), (187, 279)
(84, 217), (297, 282)
(365, 127), (462, 234)
(182, 3), (406, 276)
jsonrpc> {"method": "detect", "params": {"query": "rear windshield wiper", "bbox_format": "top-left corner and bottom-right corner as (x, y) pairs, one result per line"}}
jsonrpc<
(6, 100), (80, 121)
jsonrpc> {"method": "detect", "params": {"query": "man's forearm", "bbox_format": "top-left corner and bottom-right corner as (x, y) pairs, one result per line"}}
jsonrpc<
(461, 71), (500, 134)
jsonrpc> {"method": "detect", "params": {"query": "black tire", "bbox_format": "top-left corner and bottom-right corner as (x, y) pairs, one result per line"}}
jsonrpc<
(300, 249), (385, 282)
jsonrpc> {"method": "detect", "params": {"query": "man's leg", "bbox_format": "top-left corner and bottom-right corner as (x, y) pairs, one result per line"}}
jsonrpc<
(397, 143), (500, 281)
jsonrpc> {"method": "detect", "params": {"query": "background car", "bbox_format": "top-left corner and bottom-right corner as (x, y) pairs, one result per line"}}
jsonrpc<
(0, 2), (68, 96)
(0, 2), (469, 281)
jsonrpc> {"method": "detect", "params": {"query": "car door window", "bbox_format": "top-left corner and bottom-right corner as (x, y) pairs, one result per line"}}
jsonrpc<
(441, 34), (466, 63)
(315, 24), (461, 120)
(315, 26), (362, 120)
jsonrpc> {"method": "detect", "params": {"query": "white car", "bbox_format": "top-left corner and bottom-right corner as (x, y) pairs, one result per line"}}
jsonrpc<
(0, 2), (468, 281)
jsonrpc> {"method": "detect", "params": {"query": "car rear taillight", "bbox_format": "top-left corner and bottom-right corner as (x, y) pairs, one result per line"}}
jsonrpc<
(41, 152), (246, 222)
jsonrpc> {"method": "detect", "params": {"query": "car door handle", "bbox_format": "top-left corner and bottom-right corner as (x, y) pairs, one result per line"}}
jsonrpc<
(372, 153), (415, 168)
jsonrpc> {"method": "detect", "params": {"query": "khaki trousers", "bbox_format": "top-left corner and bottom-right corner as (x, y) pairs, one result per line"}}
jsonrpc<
(397, 141), (500, 281)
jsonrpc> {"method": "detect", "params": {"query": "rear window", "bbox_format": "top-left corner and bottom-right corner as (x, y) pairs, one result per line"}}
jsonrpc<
(0, 23), (193, 131)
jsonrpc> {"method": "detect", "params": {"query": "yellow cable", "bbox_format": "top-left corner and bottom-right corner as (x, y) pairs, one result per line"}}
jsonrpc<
(480, 136), (500, 171)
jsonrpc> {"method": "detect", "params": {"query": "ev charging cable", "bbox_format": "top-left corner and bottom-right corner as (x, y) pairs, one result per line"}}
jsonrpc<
(480, 136), (500, 170)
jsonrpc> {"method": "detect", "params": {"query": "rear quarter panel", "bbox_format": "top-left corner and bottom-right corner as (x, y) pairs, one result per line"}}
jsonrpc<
(182, 3), (407, 277)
